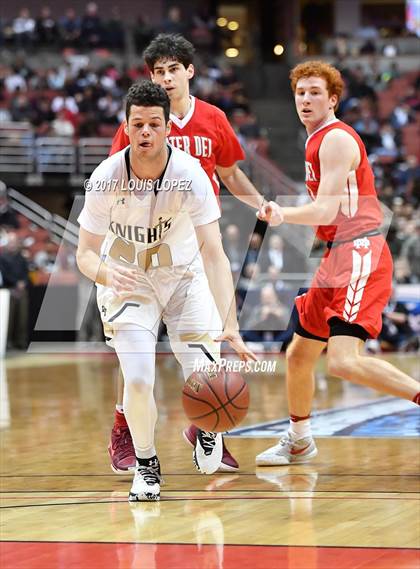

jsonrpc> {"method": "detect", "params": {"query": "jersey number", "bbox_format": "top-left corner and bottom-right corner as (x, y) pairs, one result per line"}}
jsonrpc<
(109, 237), (173, 270)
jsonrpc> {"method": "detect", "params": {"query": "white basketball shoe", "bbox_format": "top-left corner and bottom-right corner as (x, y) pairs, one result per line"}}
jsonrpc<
(129, 457), (162, 501)
(193, 430), (223, 474)
(256, 434), (318, 466)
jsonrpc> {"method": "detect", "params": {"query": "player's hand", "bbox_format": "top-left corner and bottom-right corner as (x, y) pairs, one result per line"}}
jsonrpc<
(257, 201), (284, 226)
(107, 265), (139, 295)
(216, 330), (258, 362)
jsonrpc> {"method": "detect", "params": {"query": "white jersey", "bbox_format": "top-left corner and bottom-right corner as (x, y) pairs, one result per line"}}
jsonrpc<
(77, 145), (220, 268)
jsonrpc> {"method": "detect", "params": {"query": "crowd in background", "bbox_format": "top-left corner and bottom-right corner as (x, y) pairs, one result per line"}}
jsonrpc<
(0, 4), (218, 53)
(0, 11), (418, 352)
(0, 54), (263, 141)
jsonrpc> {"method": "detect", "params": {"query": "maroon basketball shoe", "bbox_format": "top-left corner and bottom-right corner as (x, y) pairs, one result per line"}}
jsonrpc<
(183, 424), (239, 472)
(108, 425), (136, 474)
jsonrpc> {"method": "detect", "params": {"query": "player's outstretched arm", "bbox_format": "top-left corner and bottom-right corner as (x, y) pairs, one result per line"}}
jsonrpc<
(76, 228), (138, 295)
(282, 129), (359, 226)
(195, 220), (257, 362)
(217, 163), (265, 210)
(257, 129), (360, 227)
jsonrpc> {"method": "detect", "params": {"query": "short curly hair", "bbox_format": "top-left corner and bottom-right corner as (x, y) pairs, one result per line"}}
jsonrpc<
(125, 80), (170, 122)
(290, 61), (344, 106)
(144, 34), (195, 71)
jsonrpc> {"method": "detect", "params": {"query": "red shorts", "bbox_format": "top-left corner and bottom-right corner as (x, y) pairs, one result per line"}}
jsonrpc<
(295, 235), (393, 339)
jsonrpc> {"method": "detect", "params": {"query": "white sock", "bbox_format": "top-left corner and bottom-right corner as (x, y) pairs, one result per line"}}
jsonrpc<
(115, 404), (124, 414)
(289, 418), (312, 440)
(136, 446), (157, 460)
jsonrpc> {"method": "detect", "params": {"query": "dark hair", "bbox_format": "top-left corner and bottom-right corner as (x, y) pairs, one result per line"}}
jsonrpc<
(143, 33), (195, 71)
(125, 80), (170, 122)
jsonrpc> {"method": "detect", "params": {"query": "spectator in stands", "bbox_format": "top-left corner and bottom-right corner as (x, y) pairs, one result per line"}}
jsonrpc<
(4, 65), (27, 93)
(81, 2), (103, 48)
(97, 93), (120, 125)
(28, 68), (49, 91)
(374, 122), (400, 159)
(31, 96), (55, 134)
(46, 67), (66, 90)
(217, 65), (243, 93)
(242, 284), (288, 344)
(77, 111), (99, 137)
(390, 101), (415, 129)
(243, 232), (263, 272)
(12, 8), (36, 48)
(133, 15), (155, 54)
(51, 89), (78, 115)
(353, 110), (380, 154)
(10, 93), (33, 122)
(0, 232), (29, 350)
(193, 65), (217, 99)
(36, 6), (58, 46)
(237, 262), (261, 302)
(379, 291), (416, 352)
(51, 109), (75, 137)
(77, 86), (99, 115)
(0, 184), (19, 229)
(400, 220), (420, 283)
(104, 6), (125, 49)
(264, 235), (284, 272)
(59, 8), (81, 48)
(223, 224), (243, 274)
(190, 9), (216, 52)
(346, 66), (377, 103)
(239, 114), (263, 139)
(160, 6), (188, 37)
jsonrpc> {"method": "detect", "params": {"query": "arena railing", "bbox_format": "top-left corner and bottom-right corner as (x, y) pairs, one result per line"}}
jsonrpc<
(8, 188), (79, 247)
(78, 138), (113, 176)
(35, 137), (77, 174)
(0, 122), (34, 173)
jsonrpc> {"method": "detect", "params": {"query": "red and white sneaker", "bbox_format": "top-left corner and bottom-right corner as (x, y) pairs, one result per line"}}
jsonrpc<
(108, 425), (136, 474)
(183, 424), (239, 472)
(256, 434), (318, 466)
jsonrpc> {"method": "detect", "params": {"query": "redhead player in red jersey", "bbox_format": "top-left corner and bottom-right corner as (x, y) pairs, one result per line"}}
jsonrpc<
(108, 34), (266, 475)
(256, 61), (420, 466)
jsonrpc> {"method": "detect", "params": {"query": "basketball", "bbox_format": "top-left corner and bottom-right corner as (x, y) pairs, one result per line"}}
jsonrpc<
(182, 369), (249, 432)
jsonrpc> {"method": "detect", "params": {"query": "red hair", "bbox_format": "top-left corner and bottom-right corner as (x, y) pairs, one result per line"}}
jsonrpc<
(290, 61), (344, 104)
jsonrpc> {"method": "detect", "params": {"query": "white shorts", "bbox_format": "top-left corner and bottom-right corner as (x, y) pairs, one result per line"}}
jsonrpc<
(97, 257), (222, 375)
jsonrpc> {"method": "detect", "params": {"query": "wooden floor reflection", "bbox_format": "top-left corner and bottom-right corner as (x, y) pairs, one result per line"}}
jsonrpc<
(0, 352), (419, 569)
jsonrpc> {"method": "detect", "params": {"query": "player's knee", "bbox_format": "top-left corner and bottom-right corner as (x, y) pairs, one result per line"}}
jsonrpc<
(286, 342), (309, 370)
(327, 354), (354, 379)
(125, 375), (154, 396)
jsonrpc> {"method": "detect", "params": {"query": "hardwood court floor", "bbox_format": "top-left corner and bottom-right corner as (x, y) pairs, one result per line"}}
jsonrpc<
(0, 352), (419, 569)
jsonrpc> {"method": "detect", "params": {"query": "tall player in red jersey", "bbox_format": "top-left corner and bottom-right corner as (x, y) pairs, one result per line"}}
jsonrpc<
(256, 61), (420, 466)
(108, 34), (266, 475)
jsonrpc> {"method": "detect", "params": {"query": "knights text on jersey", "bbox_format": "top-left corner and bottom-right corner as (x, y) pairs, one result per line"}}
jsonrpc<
(109, 96), (245, 195)
(304, 119), (382, 242)
(77, 146), (221, 268)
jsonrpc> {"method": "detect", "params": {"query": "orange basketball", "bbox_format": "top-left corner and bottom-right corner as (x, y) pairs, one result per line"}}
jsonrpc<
(182, 369), (249, 432)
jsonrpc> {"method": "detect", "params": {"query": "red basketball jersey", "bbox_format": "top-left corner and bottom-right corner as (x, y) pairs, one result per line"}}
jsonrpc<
(109, 96), (245, 196)
(305, 119), (382, 241)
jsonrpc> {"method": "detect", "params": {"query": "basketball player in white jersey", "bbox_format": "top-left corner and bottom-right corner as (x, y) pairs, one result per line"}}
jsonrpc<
(76, 81), (255, 501)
